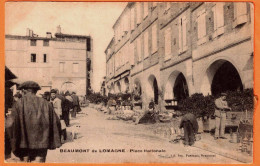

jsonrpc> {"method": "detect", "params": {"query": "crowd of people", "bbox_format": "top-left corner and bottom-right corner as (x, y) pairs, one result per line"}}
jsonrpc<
(5, 81), (81, 163)
(4, 80), (233, 162)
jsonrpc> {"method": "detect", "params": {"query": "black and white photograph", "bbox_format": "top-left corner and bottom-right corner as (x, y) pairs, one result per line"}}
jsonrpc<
(4, 1), (254, 164)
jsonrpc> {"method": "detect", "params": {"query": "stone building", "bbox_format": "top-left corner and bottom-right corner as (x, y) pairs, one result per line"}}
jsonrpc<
(106, 2), (254, 111)
(5, 26), (93, 96)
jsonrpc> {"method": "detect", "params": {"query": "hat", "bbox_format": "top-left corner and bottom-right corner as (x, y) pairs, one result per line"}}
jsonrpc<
(221, 93), (227, 96)
(14, 92), (22, 98)
(50, 89), (57, 94)
(18, 81), (41, 90)
(65, 91), (70, 96)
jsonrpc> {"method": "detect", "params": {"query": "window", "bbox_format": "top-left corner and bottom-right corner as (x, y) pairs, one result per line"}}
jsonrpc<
(73, 63), (79, 73)
(197, 9), (207, 45)
(130, 7), (135, 31)
(59, 62), (65, 73)
(212, 3), (224, 36)
(30, 40), (36, 46)
(144, 30), (149, 59)
(143, 2), (149, 19)
(87, 38), (91, 51)
(123, 15), (129, 34)
(152, 23), (158, 54)
(129, 43), (135, 65)
(178, 15), (187, 53)
(43, 54), (47, 63)
(31, 54), (36, 63)
(43, 40), (49, 46)
(233, 2), (248, 27)
(164, 27), (172, 60)
(136, 2), (142, 25)
(136, 37), (142, 63)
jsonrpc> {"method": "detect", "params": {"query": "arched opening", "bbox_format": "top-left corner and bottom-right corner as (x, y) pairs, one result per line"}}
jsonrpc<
(116, 81), (121, 93)
(110, 83), (115, 94)
(133, 79), (142, 99)
(173, 73), (189, 100)
(164, 71), (189, 101)
(148, 75), (159, 104)
(61, 81), (76, 93)
(124, 77), (130, 93)
(211, 61), (243, 96)
(200, 60), (243, 96)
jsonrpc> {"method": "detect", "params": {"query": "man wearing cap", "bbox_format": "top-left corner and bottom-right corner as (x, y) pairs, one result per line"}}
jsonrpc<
(214, 92), (231, 140)
(8, 81), (61, 163)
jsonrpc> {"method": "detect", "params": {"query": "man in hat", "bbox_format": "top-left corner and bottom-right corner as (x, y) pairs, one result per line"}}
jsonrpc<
(8, 81), (61, 163)
(214, 92), (231, 140)
(50, 89), (67, 143)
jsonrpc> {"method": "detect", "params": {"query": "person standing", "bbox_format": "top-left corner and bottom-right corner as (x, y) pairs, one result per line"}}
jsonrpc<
(50, 89), (62, 117)
(63, 91), (74, 126)
(214, 93), (231, 140)
(71, 92), (80, 117)
(179, 112), (199, 146)
(8, 81), (61, 163)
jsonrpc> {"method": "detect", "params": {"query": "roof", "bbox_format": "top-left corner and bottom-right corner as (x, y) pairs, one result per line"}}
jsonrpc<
(104, 37), (115, 53)
(5, 34), (54, 40)
(55, 33), (90, 39)
(112, 2), (133, 29)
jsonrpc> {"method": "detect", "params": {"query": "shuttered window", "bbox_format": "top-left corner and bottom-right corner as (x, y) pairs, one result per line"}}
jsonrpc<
(164, 27), (172, 60)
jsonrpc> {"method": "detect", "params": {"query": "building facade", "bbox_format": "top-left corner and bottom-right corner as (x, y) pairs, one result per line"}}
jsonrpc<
(5, 26), (93, 96)
(106, 2), (254, 111)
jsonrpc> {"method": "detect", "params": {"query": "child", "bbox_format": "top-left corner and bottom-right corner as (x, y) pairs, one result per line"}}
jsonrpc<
(179, 112), (198, 146)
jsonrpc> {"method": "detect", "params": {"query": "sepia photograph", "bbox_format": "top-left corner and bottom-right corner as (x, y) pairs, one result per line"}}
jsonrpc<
(4, 1), (254, 164)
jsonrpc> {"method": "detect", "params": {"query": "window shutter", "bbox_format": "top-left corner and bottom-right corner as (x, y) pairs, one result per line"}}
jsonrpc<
(212, 5), (217, 31)
(165, 27), (172, 60)
(144, 30), (149, 58)
(197, 10), (206, 39)
(130, 7), (135, 31)
(136, 3), (142, 25)
(130, 43), (135, 65)
(234, 2), (247, 26)
(143, 2), (148, 19)
(178, 18), (182, 52)
(216, 3), (224, 28)
(182, 16), (187, 48)
(152, 23), (158, 53)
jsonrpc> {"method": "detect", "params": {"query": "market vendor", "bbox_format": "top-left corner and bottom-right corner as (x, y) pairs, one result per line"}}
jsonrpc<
(214, 92), (231, 140)
(135, 99), (159, 124)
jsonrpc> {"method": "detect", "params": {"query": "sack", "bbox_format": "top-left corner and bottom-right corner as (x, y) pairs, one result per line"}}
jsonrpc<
(60, 120), (66, 130)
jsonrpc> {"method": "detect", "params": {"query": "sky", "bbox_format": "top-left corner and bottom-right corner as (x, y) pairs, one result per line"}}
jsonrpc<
(5, 2), (127, 92)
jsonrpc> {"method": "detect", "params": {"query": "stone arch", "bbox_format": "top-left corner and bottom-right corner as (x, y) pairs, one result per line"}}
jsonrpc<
(133, 78), (142, 96)
(61, 81), (76, 93)
(124, 77), (130, 93)
(200, 59), (243, 96)
(115, 81), (121, 93)
(147, 75), (159, 104)
(164, 71), (189, 100)
(110, 82), (115, 94)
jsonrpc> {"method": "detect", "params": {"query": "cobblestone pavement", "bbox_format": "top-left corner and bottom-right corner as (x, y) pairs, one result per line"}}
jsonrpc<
(45, 107), (240, 164)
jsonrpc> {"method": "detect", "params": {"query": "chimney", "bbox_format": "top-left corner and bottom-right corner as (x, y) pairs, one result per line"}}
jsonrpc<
(26, 28), (30, 36)
(46, 32), (52, 38)
(57, 25), (61, 34)
(29, 30), (33, 37)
